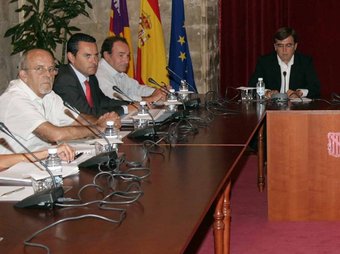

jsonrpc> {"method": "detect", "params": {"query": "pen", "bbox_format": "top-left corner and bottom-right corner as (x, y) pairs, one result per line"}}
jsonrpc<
(74, 152), (84, 160)
(0, 187), (25, 197)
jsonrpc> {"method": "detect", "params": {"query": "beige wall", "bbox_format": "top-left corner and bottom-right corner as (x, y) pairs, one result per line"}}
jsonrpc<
(0, 0), (219, 94)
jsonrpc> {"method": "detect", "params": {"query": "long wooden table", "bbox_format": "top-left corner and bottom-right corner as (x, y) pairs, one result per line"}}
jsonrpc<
(0, 145), (244, 254)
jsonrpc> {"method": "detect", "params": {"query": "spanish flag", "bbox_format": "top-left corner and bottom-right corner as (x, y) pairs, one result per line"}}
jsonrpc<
(109, 0), (135, 78)
(136, 0), (169, 87)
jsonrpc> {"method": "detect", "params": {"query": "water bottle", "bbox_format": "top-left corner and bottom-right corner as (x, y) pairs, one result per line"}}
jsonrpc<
(179, 80), (189, 102)
(167, 89), (178, 112)
(133, 101), (149, 129)
(45, 148), (63, 188)
(256, 77), (265, 101)
(104, 120), (119, 139)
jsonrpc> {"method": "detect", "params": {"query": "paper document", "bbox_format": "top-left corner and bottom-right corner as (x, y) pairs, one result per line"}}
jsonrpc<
(0, 186), (34, 201)
(0, 161), (79, 183)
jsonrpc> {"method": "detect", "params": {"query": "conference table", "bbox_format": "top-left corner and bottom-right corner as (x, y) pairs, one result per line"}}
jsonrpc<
(2, 97), (336, 254)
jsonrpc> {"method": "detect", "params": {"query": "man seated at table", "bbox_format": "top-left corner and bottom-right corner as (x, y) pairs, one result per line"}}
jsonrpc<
(248, 27), (321, 99)
(0, 48), (120, 154)
(96, 36), (167, 103)
(53, 33), (136, 117)
(0, 143), (75, 171)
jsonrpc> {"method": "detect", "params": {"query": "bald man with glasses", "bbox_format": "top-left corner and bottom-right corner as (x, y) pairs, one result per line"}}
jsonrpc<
(249, 27), (321, 99)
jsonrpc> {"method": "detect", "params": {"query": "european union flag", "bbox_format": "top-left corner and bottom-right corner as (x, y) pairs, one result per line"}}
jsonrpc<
(168, 0), (197, 92)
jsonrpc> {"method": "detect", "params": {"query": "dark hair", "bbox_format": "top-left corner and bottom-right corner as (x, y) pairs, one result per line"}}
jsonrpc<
(100, 36), (128, 57)
(273, 27), (298, 43)
(67, 33), (96, 56)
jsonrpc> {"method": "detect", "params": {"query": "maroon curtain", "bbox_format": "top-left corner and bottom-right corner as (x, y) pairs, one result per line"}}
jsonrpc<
(220, 0), (340, 98)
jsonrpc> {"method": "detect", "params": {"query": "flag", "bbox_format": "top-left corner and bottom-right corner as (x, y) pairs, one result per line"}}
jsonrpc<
(168, 0), (196, 92)
(136, 0), (169, 87)
(109, 0), (135, 78)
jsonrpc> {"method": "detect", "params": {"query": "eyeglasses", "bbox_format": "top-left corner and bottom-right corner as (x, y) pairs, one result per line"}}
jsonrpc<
(275, 43), (295, 49)
(24, 65), (59, 75)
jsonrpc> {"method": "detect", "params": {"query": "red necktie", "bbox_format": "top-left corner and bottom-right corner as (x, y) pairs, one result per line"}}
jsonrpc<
(84, 80), (94, 108)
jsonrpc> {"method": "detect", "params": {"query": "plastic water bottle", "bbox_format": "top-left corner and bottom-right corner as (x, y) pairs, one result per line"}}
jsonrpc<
(45, 148), (63, 187)
(256, 77), (265, 101)
(178, 80), (189, 102)
(139, 101), (149, 115)
(167, 89), (178, 112)
(104, 120), (119, 139)
(133, 101), (149, 129)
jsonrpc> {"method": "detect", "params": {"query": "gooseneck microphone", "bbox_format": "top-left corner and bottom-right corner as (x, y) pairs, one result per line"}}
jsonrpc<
(0, 122), (64, 208)
(271, 71), (289, 102)
(112, 86), (137, 104)
(147, 77), (172, 95)
(63, 101), (118, 168)
(166, 66), (198, 93)
(283, 71), (287, 93)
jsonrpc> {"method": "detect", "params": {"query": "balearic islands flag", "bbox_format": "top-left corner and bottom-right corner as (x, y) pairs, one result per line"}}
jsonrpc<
(109, 0), (135, 78)
(168, 0), (196, 92)
(136, 0), (169, 87)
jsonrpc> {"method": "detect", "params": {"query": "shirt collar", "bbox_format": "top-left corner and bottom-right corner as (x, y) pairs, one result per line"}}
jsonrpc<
(70, 64), (88, 83)
(277, 54), (295, 68)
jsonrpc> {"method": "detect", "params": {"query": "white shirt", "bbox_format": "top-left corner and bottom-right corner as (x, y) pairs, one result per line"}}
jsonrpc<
(277, 55), (308, 96)
(96, 58), (154, 102)
(0, 79), (74, 154)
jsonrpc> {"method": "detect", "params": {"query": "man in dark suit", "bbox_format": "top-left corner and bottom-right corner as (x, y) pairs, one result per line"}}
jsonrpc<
(249, 27), (321, 99)
(54, 33), (135, 117)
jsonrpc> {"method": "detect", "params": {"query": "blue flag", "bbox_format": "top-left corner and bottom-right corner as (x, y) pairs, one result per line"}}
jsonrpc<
(168, 0), (197, 92)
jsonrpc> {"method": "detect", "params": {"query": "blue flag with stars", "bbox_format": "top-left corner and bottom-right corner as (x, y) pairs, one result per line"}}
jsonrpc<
(168, 0), (197, 92)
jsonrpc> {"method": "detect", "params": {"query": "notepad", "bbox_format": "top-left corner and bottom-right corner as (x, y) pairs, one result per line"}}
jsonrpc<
(0, 186), (34, 201)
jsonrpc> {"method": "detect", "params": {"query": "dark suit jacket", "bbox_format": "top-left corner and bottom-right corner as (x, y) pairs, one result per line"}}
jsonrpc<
(248, 52), (321, 99)
(53, 64), (128, 117)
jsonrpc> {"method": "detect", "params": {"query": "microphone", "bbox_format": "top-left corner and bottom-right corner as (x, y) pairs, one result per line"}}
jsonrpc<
(283, 71), (287, 93)
(166, 66), (198, 93)
(147, 78), (172, 95)
(0, 122), (64, 208)
(63, 101), (118, 168)
(112, 85), (137, 105)
(271, 71), (289, 102)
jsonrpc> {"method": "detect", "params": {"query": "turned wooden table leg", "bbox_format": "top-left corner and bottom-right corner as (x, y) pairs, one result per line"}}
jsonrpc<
(214, 180), (231, 254)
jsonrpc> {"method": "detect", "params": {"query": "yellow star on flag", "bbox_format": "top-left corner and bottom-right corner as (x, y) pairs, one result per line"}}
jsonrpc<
(177, 36), (185, 46)
(178, 51), (186, 62)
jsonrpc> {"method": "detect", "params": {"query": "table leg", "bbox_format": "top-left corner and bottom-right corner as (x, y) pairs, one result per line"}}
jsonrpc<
(257, 124), (265, 192)
(214, 180), (231, 254)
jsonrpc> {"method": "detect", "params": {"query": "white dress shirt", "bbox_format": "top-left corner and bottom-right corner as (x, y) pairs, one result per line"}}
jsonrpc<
(0, 79), (74, 154)
(96, 58), (154, 102)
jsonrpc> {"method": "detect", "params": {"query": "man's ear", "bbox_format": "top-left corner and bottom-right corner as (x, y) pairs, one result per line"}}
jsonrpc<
(18, 70), (28, 82)
(67, 52), (75, 64)
(103, 51), (110, 60)
(294, 42), (298, 51)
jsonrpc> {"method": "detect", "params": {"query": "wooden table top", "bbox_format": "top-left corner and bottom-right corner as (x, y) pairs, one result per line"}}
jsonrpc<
(0, 145), (244, 254)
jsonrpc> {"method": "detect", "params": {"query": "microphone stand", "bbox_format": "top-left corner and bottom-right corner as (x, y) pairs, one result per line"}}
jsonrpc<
(166, 66), (198, 93)
(63, 102), (118, 168)
(0, 122), (64, 208)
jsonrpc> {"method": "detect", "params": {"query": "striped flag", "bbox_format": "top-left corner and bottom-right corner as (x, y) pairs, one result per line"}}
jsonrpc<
(136, 0), (169, 87)
(109, 0), (135, 78)
(168, 0), (196, 91)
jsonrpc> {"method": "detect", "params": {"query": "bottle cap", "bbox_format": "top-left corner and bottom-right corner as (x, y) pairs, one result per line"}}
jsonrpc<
(258, 77), (263, 81)
(169, 89), (175, 93)
(48, 148), (58, 154)
(106, 121), (114, 126)
(140, 101), (147, 106)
